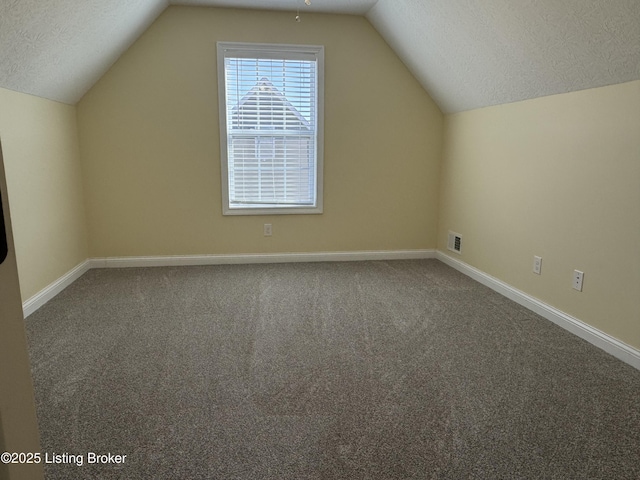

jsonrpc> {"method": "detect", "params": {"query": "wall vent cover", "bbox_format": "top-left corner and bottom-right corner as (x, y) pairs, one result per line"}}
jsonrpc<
(447, 231), (462, 254)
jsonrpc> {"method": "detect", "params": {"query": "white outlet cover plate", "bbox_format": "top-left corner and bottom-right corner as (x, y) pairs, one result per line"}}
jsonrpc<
(533, 256), (542, 275)
(573, 270), (584, 291)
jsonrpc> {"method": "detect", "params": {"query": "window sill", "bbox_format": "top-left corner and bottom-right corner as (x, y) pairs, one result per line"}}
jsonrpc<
(223, 205), (323, 216)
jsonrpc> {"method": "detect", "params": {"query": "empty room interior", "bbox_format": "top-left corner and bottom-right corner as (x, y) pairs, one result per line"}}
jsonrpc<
(1, 1), (639, 479)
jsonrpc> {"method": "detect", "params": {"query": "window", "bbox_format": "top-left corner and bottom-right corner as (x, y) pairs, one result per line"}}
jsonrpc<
(217, 42), (324, 215)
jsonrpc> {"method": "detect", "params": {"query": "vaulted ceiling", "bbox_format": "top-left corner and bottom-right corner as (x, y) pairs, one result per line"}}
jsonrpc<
(1, 0), (638, 113)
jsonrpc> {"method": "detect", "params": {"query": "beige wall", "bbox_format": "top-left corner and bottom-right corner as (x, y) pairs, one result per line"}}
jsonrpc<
(0, 143), (44, 480)
(77, 6), (443, 257)
(438, 80), (640, 349)
(0, 87), (89, 301)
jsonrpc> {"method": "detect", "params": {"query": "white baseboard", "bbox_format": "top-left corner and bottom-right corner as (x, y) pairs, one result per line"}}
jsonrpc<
(22, 260), (91, 318)
(436, 251), (640, 371)
(89, 249), (436, 268)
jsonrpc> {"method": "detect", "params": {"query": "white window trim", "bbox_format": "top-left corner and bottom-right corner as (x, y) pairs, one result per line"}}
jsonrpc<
(217, 42), (324, 216)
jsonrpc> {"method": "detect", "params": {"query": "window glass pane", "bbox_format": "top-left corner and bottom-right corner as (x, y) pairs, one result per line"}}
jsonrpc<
(218, 43), (323, 214)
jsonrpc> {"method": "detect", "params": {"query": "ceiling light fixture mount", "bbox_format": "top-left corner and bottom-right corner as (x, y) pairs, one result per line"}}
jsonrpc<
(296, 0), (311, 22)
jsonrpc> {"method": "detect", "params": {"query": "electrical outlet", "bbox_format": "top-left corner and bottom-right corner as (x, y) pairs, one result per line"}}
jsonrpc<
(533, 256), (542, 275)
(263, 224), (272, 237)
(572, 270), (584, 291)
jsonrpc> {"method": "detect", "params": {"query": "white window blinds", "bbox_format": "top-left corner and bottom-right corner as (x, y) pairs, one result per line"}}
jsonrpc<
(217, 43), (324, 215)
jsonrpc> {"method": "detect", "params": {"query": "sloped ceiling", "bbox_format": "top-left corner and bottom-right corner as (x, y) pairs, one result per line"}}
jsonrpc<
(0, 0), (638, 113)
(368, 0), (640, 113)
(0, 0), (167, 105)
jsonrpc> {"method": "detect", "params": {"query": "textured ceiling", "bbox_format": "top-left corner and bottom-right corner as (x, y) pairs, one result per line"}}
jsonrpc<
(0, 0), (167, 105)
(368, 0), (640, 113)
(171, 0), (378, 15)
(0, 0), (638, 112)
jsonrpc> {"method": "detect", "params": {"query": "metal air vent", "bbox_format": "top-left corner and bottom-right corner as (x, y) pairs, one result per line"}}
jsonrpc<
(447, 231), (462, 254)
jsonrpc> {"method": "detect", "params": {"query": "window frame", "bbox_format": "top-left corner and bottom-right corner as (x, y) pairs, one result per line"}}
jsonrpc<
(217, 42), (325, 216)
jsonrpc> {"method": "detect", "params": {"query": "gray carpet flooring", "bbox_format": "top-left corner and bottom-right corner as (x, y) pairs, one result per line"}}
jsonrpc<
(25, 259), (640, 479)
